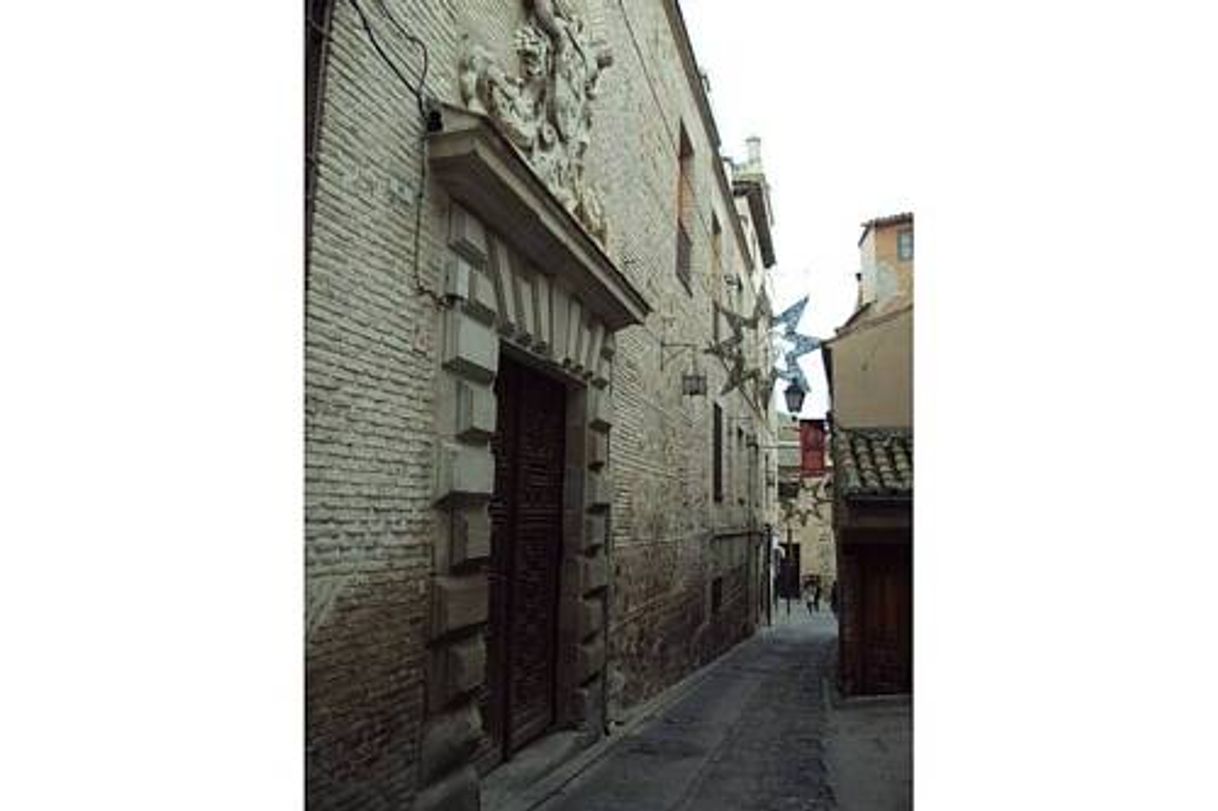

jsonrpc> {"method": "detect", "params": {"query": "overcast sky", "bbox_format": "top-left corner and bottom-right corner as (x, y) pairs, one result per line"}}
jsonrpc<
(681, 2), (916, 418)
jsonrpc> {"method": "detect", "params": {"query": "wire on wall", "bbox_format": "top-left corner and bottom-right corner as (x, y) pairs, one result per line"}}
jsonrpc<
(347, 0), (447, 309)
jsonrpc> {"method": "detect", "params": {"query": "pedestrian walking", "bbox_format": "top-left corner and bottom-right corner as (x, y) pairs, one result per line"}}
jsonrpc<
(830, 582), (839, 617)
(812, 580), (822, 612)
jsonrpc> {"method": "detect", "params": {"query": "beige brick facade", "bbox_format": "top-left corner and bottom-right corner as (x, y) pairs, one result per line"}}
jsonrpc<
(306, 2), (778, 808)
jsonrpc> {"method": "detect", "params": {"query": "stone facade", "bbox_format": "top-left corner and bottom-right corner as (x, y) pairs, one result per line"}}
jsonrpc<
(306, 1), (778, 808)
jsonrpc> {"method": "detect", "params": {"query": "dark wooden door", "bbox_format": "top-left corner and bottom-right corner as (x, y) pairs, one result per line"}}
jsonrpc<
(859, 546), (912, 694)
(485, 356), (566, 760)
(779, 543), (802, 599)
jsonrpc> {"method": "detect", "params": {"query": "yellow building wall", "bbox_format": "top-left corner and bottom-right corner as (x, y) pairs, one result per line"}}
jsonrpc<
(858, 221), (912, 313)
(829, 307), (912, 428)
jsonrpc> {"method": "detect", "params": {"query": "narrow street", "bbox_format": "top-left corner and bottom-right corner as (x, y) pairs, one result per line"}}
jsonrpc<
(526, 605), (910, 811)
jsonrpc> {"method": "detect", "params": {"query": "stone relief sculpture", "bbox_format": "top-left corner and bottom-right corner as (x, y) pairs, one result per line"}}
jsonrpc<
(459, 0), (614, 244)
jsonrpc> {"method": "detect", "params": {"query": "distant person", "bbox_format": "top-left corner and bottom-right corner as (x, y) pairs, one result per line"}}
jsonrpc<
(830, 582), (839, 617)
(812, 580), (823, 612)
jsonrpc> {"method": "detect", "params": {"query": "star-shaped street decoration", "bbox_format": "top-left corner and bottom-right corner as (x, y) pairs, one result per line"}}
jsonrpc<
(767, 294), (821, 402)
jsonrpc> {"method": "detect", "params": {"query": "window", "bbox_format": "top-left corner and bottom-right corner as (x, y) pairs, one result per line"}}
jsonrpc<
(711, 576), (723, 615)
(800, 420), (826, 476)
(712, 404), (723, 502)
(676, 223), (692, 293)
(736, 427), (745, 504)
(897, 228), (913, 261)
(675, 125), (695, 294)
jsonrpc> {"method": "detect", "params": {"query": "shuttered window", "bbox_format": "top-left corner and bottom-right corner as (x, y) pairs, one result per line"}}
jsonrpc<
(713, 404), (723, 502)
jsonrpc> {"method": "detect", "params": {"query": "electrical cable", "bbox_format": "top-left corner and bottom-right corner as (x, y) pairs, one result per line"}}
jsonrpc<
(346, 0), (447, 309)
(372, 0), (429, 117)
(348, 0), (425, 112)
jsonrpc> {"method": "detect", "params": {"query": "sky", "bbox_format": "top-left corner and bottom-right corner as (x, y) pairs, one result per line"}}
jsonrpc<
(680, 2), (916, 418)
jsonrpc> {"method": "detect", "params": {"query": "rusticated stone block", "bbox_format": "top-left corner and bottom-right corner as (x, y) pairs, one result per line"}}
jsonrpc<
(584, 513), (606, 551)
(449, 204), (487, 266)
(434, 443), (493, 505)
(464, 264), (499, 324)
(579, 636), (606, 682)
(451, 503), (491, 566)
(413, 764), (479, 811)
(454, 380), (495, 442)
(444, 254), (474, 301)
(586, 468), (610, 508)
(429, 636), (487, 712)
(446, 637), (486, 695)
(593, 355), (611, 388)
(419, 698), (482, 795)
(587, 430), (608, 469)
(442, 310), (498, 383)
(589, 386), (613, 431)
(581, 551), (607, 594)
(579, 596), (604, 638)
(431, 574), (488, 638)
(570, 676), (603, 728)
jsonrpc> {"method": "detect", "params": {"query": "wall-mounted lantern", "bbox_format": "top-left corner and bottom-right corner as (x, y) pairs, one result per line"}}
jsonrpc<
(682, 373), (708, 396)
(783, 380), (806, 415)
(662, 340), (708, 397)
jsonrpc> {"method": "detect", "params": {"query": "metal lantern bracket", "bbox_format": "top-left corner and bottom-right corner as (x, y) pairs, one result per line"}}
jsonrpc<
(661, 340), (709, 397)
(659, 340), (698, 370)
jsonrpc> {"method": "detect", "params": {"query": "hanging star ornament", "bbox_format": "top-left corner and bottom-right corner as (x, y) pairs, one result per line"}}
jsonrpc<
(771, 295), (808, 334)
(720, 351), (747, 396)
(786, 333), (821, 358)
(767, 294), (821, 400)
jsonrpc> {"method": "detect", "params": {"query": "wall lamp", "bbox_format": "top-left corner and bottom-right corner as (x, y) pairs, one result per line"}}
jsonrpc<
(661, 341), (708, 397)
(783, 381), (807, 415)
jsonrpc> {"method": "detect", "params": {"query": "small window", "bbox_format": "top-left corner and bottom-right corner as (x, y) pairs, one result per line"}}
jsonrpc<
(676, 223), (692, 293)
(675, 125), (695, 295)
(897, 228), (913, 261)
(711, 576), (723, 615)
(736, 428), (745, 504)
(712, 404), (723, 502)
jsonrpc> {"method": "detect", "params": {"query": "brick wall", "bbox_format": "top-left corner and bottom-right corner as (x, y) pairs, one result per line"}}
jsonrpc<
(305, 1), (462, 806)
(306, 1), (776, 807)
(586, 0), (773, 713)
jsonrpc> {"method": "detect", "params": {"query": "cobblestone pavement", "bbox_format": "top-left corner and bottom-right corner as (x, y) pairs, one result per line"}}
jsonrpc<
(534, 604), (843, 811)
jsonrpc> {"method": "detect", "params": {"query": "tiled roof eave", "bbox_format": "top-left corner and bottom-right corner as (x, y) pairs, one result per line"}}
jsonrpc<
(832, 425), (913, 499)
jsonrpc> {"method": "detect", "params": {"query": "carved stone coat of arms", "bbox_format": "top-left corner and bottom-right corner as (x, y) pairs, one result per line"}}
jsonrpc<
(458, 0), (614, 245)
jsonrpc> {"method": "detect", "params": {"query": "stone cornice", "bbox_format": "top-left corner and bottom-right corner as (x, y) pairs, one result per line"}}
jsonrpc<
(429, 106), (651, 331)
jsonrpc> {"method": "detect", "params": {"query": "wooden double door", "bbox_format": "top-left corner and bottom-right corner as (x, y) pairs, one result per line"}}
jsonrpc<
(484, 356), (566, 761)
(856, 544), (912, 694)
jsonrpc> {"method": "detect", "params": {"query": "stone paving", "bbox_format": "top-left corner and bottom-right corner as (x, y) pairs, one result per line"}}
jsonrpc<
(521, 602), (910, 811)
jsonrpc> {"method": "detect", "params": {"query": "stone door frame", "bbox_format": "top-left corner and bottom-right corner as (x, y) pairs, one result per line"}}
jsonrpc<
(414, 111), (647, 810)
